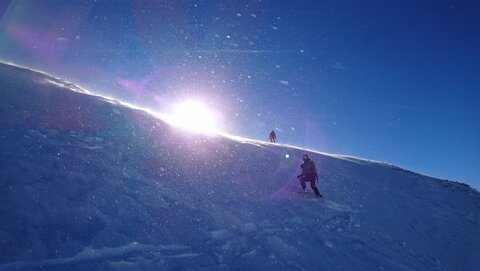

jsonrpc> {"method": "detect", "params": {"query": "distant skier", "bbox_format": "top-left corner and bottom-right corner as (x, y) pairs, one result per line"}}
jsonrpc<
(269, 130), (277, 143)
(297, 154), (322, 197)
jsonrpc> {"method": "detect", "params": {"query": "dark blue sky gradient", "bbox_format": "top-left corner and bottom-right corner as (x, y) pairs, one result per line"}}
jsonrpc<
(1, 1), (479, 188)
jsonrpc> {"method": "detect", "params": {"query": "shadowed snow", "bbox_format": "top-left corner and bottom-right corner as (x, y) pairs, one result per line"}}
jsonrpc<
(1, 62), (479, 271)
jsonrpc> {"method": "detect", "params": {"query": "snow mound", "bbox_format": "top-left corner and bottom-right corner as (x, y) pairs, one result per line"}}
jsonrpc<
(1, 62), (479, 270)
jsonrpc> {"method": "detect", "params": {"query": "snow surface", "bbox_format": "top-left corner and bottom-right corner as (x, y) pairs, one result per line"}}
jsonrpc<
(0, 62), (479, 270)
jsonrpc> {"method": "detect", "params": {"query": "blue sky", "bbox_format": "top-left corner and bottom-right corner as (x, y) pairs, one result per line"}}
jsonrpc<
(0, 0), (479, 189)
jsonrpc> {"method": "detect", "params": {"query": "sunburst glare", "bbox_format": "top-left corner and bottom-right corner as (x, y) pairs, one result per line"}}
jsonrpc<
(167, 100), (220, 134)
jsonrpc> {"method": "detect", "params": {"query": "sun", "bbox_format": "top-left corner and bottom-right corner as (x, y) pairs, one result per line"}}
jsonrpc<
(167, 100), (220, 134)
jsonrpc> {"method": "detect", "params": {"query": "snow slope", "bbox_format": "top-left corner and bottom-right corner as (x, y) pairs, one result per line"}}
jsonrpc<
(1, 62), (479, 271)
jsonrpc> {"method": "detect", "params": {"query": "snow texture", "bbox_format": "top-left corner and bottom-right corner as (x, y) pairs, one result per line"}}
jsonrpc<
(0, 62), (479, 270)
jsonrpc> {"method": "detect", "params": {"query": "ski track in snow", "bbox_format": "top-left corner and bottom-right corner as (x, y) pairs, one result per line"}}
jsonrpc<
(1, 62), (480, 270)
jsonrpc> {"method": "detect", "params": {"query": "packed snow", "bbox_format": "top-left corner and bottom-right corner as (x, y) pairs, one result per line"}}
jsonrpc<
(0, 62), (479, 270)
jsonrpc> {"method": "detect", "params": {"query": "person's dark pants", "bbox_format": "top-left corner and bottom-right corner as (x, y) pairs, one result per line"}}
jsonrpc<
(301, 179), (321, 196)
